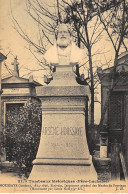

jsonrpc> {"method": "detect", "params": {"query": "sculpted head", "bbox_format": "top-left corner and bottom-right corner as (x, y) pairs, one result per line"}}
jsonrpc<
(56, 24), (71, 48)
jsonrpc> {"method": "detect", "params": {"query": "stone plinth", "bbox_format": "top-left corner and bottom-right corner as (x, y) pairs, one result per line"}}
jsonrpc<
(29, 65), (97, 180)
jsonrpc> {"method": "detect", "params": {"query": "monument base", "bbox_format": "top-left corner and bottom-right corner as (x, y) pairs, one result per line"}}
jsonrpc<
(29, 65), (97, 181)
(29, 156), (97, 180)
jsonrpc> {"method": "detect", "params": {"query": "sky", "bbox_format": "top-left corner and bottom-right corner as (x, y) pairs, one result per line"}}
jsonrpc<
(0, 0), (54, 81)
(0, 0), (40, 77)
(0, 0), (115, 80)
(0, 0), (118, 123)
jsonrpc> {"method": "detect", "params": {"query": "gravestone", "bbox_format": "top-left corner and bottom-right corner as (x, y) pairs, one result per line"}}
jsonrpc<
(29, 64), (97, 180)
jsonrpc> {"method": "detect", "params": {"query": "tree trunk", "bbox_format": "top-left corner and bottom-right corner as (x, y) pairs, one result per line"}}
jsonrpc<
(84, 23), (94, 126)
(88, 46), (94, 126)
(77, 31), (81, 48)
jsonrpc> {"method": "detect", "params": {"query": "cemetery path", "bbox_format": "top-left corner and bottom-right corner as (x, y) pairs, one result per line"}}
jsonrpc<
(0, 172), (19, 182)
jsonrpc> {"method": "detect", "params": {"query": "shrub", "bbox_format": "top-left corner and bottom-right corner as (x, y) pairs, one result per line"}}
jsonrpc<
(5, 100), (42, 177)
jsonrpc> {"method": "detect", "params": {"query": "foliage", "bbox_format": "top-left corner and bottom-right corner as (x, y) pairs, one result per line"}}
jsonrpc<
(5, 100), (42, 176)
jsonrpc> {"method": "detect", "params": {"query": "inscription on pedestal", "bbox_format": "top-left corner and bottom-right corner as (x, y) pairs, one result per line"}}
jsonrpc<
(42, 126), (82, 136)
(35, 113), (89, 159)
(29, 73), (97, 180)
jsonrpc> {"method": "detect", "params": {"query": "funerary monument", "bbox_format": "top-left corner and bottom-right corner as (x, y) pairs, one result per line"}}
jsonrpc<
(29, 24), (97, 180)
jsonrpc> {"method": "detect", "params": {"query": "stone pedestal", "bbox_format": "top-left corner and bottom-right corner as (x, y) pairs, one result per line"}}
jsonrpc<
(29, 65), (97, 180)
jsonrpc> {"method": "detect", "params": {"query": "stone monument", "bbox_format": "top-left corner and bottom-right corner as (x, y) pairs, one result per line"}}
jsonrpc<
(29, 24), (97, 180)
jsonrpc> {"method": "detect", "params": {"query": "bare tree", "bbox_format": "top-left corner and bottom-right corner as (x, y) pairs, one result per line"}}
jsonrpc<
(10, 0), (59, 76)
(10, 0), (127, 128)
(10, 0), (101, 126)
(59, 0), (119, 126)
(96, 0), (128, 127)
(96, 0), (128, 66)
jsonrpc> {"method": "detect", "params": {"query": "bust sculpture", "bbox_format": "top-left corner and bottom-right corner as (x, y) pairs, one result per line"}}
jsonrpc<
(43, 23), (87, 77)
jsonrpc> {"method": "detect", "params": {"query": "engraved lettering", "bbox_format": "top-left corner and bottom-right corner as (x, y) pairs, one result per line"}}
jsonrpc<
(61, 127), (82, 136)
(42, 127), (59, 135)
(42, 126), (83, 136)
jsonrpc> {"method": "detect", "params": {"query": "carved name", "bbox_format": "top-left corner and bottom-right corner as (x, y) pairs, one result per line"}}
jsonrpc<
(42, 126), (83, 136)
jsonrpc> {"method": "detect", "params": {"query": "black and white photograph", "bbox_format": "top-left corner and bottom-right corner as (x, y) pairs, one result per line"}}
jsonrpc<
(0, 0), (128, 192)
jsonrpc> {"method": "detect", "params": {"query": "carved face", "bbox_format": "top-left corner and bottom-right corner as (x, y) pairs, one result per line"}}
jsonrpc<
(57, 24), (71, 48)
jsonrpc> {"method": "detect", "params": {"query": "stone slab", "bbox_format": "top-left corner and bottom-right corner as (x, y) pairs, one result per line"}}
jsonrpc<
(29, 163), (97, 180)
(36, 85), (90, 97)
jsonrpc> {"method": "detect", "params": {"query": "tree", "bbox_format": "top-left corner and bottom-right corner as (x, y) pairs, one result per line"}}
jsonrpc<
(10, 0), (127, 127)
(60, 0), (105, 126)
(10, 0), (59, 77)
(96, 0), (128, 126)
(59, 0), (125, 126)
(96, 0), (128, 66)
(10, 0), (97, 125)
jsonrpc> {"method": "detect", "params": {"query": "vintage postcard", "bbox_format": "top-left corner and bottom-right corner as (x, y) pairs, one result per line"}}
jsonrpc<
(0, 0), (128, 193)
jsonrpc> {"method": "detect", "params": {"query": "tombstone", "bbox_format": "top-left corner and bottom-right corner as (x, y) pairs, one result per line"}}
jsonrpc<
(29, 64), (97, 180)
(1, 70), (42, 161)
(100, 133), (108, 158)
